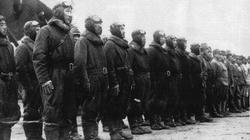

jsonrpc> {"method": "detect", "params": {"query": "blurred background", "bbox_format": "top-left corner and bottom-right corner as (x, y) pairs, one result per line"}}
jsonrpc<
(41, 0), (250, 56)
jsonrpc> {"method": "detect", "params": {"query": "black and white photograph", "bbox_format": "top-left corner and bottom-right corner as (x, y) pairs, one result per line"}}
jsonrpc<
(0, 0), (249, 139)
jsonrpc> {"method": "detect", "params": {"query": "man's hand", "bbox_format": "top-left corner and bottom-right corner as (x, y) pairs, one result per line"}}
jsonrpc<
(131, 81), (136, 91)
(42, 80), (54, 94)
(112, 84), (120, 96)
(86, 82), (91, 94)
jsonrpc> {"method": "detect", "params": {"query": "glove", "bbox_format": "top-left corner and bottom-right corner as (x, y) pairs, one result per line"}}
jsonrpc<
(42, 80), (54, 95)
(112, 84), (120, 96)
(85, 82), (91, 95)
(131, 81), (136, 91)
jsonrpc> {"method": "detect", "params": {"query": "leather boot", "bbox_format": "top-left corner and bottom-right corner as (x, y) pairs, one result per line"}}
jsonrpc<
(150, 115), (162, 130)
(0, 126), (11, 140)
(131, 126), (144, 135)
(82, 121), (99, 140)
(157, 116), (170, 129)
(102, 120), (109, 132)
(44, 127), (60, 140)
(196, 115), (213, 122)
(23, 122), (44, 140)
(129, 118), (143, 135)
(122, 120), (129, 129)
(164, 116), (176, 127)
(60, 126), (73, 140)
(109, 120), (125, 140)
(210, 112), (223, 118)
(120, 121), (133, 139)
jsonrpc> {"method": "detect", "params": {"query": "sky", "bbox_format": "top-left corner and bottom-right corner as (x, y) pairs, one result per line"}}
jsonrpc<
(41, 0), (250, 56)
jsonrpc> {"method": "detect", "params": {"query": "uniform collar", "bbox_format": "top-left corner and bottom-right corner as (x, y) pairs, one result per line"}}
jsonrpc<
(83, 30), (103, 46)
(0, 36), (10, 46)
(109, 35), (129, 49)
(129, 41), (146, 54)
(48, 17), (71, 33)
(150, 41), (166, 52)
(20, 36), (34, 50)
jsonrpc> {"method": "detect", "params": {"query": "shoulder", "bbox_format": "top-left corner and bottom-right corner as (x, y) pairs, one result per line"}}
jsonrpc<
(15, 43), (29, 58)
(78, 36), (88, 44)
(16, 43), (28, 52)
(146, 46), (156, 52)
(35, 26), (51, 41)
(104, 40), (117, 51)
(39, 25), (51, 35)
(128, 47), (137, 56)
(75, 36), (89, 50)
(197, 55), (204, 61)
(128, 46), (135, 52)
(105, 40), (116, 47)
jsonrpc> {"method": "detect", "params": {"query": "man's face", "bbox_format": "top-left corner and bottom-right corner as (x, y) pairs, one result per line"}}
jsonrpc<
(204, 49), (209, 56)
(94, 23), (102, 35)
(214, 53), (220, 59)
(203, 48), (212, 59)
(35, 25), (40, 34)
(0, 20), (7, 36)
(32, 21), (40, 34)
(182, 42), (187, 50)
(244, 59), (247, 64)
(141, 35), (146, 47)
(231, 58), (235, 64)
(64, 7), (72, 25)
(159, 35), (165, 45)
(73, 34), (80, 42)
(208, 48), (213, 58)
(120, 26), (125, 39)
(172, 38), (177, 48)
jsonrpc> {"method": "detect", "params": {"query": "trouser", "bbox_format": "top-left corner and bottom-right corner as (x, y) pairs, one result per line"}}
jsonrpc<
(105, 69), (133, 138)
(70, 81), (84, 135)
(166, 76), (180, 121)
(128, 73), (151, 127)
(0, 124), (11, 140)
(241, 86), (248, 109)
(206, 84), (217, 115)
(81, 73), (108, 140)
(214, 85), (228, 114)
(193, 83), (206, 117)
(247, 87), (250, 108)
(234, 85), (243, 110)
(178, 77), (191, 120)
(0, 78), (20, 140)
(42, 68), (77, 140)
(22, 84), (43, 140)
(221, 86), (229, 113)
(228, 86), (238, 111)
(147, 77), (168, 124)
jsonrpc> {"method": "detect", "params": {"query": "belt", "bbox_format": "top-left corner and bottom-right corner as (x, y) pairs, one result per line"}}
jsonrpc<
(165, 70), (171, 77)
(0, 72), (14, 80)
(117, 66), (129, 71)
(135, 72), (150, 78)
(164, 70), (182, 79)
(87, 67), (108, 75)
(54, 63), (74, 71)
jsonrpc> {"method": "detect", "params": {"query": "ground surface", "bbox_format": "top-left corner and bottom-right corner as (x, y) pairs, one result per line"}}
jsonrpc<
(11, 101), (250, 140)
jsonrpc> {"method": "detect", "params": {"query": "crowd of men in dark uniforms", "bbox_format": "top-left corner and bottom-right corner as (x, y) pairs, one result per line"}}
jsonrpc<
(0, 1), (249, 140)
